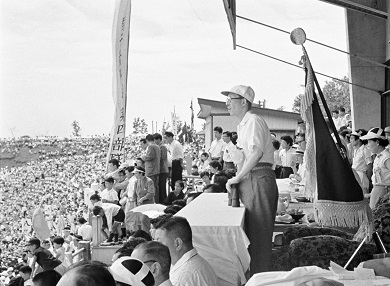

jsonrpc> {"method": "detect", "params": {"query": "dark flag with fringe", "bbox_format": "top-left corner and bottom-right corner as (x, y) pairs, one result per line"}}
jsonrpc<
(301, 51), (371, 228)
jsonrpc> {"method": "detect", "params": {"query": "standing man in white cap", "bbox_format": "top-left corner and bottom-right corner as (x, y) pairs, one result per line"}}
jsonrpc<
(223, 85), (278, 274)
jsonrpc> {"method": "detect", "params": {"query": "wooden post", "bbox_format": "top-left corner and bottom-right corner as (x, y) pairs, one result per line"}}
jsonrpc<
(91, 215), (103, 247)
(79, 241), (91, 261)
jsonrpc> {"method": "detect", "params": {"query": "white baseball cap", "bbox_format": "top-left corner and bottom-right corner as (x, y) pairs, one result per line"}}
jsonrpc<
(221, 85), (255, 103)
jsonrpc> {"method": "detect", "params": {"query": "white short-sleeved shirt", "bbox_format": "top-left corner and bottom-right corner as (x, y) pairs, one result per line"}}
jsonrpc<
(372, 149), (390, 186)
(352, 144), (372, 173)
(77, 223), (93, 241)
(279, 148), (295, 167)
(209, 139), (226, 158)
(100, 188), (119, 202)
(237, 111), (274, 164)
(168, 140), (184, 160)
(170, 248), (218, 286)
(223, 141), (234, 162)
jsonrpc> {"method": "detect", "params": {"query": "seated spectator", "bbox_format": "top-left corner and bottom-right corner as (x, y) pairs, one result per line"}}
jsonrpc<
(164, 180), (185, 206)
(132, 167), (155, 206)
(208, 161), (222, 183)
(130, 230), (152, 242)
(112, 238), (147, 263)
(6, 265), (32, 286)
(191, 165), (199, 176)
(109, 257), (154, 286)
(200, 171), (211, 186)
(56, 261), (116, 286)
(213, 171), (230, 192)
(164, 205), (182, 215)
(52, 236), (65, 263)
(154, 216), (218, 286)
(198, 152), (210, 172)
(32, 270), (62, 286)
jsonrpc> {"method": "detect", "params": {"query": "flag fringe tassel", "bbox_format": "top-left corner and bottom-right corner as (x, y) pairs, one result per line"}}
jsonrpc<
(314, 199), (371, 228)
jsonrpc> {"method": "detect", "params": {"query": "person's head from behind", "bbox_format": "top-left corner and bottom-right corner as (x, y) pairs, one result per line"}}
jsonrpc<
(32, 270), (62, 286)
(154, 216), (192, 264)
(110, 257), (154, 286)
(153, 133), (163, 145)
(92, 206), (104, 217)
(132, 241), (171, 285)
(203, 184), (223, 193)
(56, 261), (115, 286)
(53, 236), (64, 250)
(112, 245), (137, 263)
(19, 265), (32, 281)
(213, 171), (230, 189)
(272, 139), (280, 151)
(130, 230), (152, 241)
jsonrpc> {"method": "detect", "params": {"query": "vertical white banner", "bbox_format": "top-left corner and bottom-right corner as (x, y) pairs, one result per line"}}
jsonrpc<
(171, 112), (178, 137)
(107, 0), (131, 167)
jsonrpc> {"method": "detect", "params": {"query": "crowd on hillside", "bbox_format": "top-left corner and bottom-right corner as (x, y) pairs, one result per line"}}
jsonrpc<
(2, 104), (390, 284)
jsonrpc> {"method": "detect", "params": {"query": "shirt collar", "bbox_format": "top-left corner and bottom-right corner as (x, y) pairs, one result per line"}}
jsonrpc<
(238, 111), (252, 126)
(171, 248), (197, 272)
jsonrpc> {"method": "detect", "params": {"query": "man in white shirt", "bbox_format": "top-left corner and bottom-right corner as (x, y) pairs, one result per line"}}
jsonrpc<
(77, 217), (93, 241)
(350, 129), (372, 194)
(332, 110), (342, 131)
(164, 132), (184, 191)
(155, 216), (218, 286)
(222, 131), (235, 172)
(224, 85), (278, 274)
(209, 126), (226, 164)
(100, 177), (119, 205)
(132, 241), (173, 286)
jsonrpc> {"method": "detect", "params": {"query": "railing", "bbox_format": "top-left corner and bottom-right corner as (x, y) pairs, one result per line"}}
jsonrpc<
(64, 241), (92, 266)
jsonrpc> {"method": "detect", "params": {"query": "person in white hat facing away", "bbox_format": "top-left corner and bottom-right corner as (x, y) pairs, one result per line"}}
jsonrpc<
(360, 127), (390, 208)
(222, 85), (278, 274)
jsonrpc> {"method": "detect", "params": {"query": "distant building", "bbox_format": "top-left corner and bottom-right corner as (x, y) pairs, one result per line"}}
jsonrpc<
(197, 98), (302, 148)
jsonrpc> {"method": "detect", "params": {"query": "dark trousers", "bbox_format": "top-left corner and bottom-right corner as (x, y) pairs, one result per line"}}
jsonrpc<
(279, 166), (293, 178)
(158, 173), (168, 204)
(171, 160), (183, 190)
(239, 167), (278, 274)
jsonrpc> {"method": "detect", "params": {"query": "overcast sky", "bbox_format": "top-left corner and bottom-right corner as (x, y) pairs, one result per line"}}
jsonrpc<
(0, 0), (348, 138)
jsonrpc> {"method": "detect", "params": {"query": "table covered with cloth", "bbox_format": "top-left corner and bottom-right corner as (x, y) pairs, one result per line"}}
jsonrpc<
(175, 193), (250, 286)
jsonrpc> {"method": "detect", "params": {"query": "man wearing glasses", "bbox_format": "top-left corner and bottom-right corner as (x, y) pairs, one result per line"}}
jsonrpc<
(223, 85), (278, 275)
(131, 241), (173, 286)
